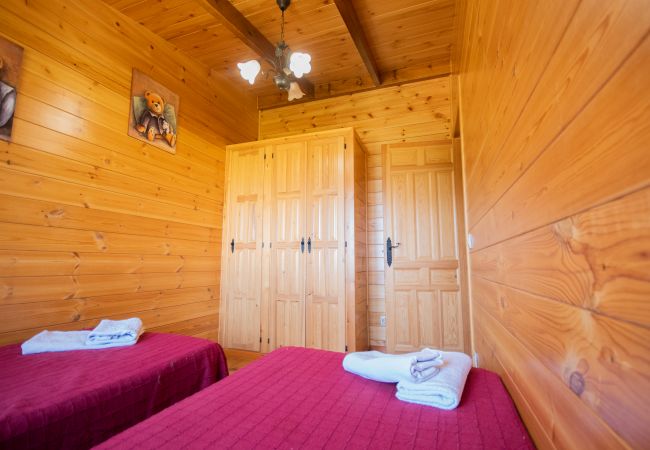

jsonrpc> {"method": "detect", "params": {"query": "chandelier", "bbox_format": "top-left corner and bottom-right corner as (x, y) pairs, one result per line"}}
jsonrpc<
(237, 0), (312, 101)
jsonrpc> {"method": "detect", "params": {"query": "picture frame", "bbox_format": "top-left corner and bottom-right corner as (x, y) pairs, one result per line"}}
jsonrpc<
(0, 37), (24, 143)
(128, 69), (179, 154)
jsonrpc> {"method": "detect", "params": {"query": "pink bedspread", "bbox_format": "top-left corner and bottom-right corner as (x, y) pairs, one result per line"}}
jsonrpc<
(0, 332), (228, 449)
(97, 346), (534, 450)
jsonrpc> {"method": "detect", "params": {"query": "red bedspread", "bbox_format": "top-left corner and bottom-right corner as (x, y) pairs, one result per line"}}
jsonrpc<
(0, 332), (228, 449)
(97, 347), (533, 450)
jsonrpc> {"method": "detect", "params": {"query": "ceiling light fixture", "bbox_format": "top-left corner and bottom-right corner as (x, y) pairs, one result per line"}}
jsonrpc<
(237, 0), (311, 101)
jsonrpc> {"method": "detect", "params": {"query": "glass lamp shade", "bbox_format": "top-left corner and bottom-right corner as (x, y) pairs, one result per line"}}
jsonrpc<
(287, 81), (306, 101)
(289, 52), (311, 78)
(237, 60), (261, 85)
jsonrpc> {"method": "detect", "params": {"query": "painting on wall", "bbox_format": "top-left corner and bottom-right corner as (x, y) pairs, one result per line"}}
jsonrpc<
(0, 37), (24, 142)
(128, 69), (179, 154)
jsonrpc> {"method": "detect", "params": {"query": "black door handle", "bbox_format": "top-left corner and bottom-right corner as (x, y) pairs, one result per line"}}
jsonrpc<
(230, 238), (235, 253)
(386, 237), (400, 267)
(300, 237), (305, 253)
(307, 237), (312, 254)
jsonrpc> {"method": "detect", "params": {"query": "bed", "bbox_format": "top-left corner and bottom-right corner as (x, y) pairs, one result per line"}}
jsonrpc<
(96, 346), (534, 450)
(0, 332), (228, 449)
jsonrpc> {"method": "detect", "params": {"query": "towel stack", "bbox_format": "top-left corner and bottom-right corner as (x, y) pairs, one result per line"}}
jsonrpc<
(396, 351), (472, 410)
(21, 318), (144, 355)
(343, 348), (472, 410)
(343, 348), (444, 384)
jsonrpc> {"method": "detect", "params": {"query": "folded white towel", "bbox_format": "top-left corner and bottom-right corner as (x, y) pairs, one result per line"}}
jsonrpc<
(86, 318), (143, 346)
(343, 348), (444, 384)
(395, 351), (472, 410)
(21, 330), (91, 355)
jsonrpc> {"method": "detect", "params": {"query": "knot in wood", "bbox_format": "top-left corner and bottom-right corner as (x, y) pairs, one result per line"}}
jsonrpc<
(569, 371), (585, 396)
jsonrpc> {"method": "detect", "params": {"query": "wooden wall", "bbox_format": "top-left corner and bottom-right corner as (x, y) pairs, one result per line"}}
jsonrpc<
(0, 0), (258, 345)
(260, 78), (452, 349)
(455, 0), (650, 448)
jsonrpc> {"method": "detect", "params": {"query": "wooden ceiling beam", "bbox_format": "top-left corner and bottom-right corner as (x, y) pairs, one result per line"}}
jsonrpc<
(200, 0), (313, 97)
(333, 0), (382, 86)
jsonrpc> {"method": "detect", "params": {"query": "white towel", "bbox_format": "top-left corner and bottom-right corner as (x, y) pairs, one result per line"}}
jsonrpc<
(21, 330), (92, 355)
(343, 348), (444, 383)
(395, 351), (472, 410)
(86, 318), (143, 346)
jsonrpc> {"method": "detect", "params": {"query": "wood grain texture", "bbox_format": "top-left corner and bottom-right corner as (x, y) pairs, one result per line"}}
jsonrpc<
(105, 0), (455, 106)
(260, 79), (452, 349)
(0, 0), (257, 344)
(457, 0), (650, 447)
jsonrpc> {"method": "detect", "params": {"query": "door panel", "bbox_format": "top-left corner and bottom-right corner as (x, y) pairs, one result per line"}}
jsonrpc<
(223, 147), (264, 351)
(384, 142), (464, 353)
(270, 142), (307, 348)
(305, 137), (346, 352)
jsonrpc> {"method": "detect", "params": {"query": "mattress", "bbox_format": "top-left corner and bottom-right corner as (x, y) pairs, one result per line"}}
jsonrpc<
(0, 332), (228, 449)
(97, 346), (534, 449)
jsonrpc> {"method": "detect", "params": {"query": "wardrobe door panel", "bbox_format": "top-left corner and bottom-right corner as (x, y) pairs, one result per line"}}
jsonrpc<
(306, 137), (346, 352)
(270, 142), (307, 348)
(222, 147), (264, 351)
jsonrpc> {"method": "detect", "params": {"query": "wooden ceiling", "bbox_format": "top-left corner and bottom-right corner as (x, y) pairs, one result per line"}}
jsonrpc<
(103, 0), (456, 108)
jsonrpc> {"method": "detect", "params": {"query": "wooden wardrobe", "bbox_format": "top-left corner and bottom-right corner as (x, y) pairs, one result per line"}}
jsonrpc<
(219, 128), (368, 354)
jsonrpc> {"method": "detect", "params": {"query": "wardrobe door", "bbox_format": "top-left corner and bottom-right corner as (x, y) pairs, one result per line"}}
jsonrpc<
(222, 147), (264, 351)
(269, 142), (307, 348)
(305, 137), (346, 352)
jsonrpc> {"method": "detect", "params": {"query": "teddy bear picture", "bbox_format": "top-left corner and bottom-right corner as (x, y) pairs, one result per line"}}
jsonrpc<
(128, 69), (179, 153)
(0, 36), (23, 143)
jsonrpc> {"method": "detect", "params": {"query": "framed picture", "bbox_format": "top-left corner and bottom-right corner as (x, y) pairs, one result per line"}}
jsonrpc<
(0, 37), (24, 142)
(128, 69), (179, 154)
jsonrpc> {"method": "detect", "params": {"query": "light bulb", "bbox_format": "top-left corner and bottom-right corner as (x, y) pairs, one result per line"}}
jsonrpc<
(288, 81), (305, 101)
(237, 60), (261, 85)
(289, 52), (311, 78)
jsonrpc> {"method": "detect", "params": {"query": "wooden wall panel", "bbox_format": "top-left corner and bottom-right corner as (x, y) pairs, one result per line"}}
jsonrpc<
(456, 0), (650, 447)
(260, 78), (452, 349)
(0, 0), (257, 344)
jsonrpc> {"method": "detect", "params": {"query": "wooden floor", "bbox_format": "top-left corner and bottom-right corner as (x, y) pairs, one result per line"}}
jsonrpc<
(224, 348), (263, 373)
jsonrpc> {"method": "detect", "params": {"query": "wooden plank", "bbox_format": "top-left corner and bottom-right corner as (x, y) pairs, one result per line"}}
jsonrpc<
(0, 140), (221, 214)
(471, 36), (650, 251)
(0, 166), (216, 228)
(0, 194), (219, 243)
(0, 271), (218, 305)
(0, 251), (219, 277)
(333, 0), (381, 86)
(0, 299), (219, 346)
(473, 276), (650, 447)
(0, 222), (219, 257)
(0, 286), (218, 334)
(465, 0), (650, 228)
(472, 187), (650, 327)
(474, 303), (626, 450)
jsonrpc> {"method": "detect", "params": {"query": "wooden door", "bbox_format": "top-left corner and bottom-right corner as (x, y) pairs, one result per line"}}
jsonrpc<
(222, 147), (264, 351)
(305, 137), (346, 352)
(383, 142), (464, 353)
(269, 142), (307, 348)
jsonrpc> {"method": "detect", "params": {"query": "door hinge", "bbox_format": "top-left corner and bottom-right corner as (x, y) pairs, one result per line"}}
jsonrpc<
(262, 242), (264, 248)
(345, 241), (348, 248)
(344, 143), (347, 149)
(345, 345), (348, 352)
(272, 153), (274, 159)
(259, 337), (262, 343)
(268, 338), (270, 344)
(264, 153), (267, 160)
